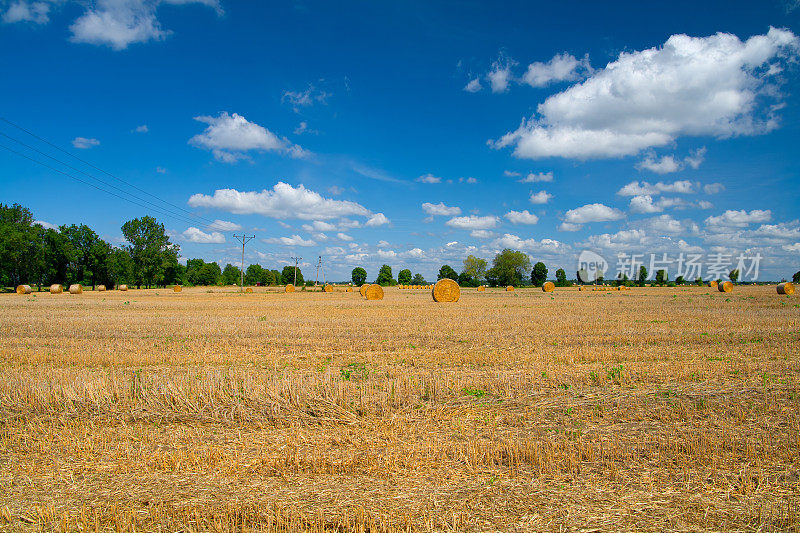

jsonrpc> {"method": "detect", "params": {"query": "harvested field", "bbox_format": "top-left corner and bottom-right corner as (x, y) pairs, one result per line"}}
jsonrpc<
(0, 285), (798, 532)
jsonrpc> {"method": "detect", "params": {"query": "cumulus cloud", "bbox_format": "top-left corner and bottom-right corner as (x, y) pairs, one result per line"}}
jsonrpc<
(529, 190), (553, 204)
(422, 202), (461, 216)
(783, 243), (800, 253)
(629, 195), (662, 214)
(134, 124), (149, 133)
(558, 222), (581, 232)
(34, 219), (58, 230)
(704, 182), (726, 194)
(446, 215), (500, 230)
(636, 154), (681, 174)
(487, 55), (515, 93)
(523, 52), (592, 87)
(264, 234), (316, 247)
(564, 203), (625, 224)
(459, 176), (478, 184)
(183, 226), (225, 243)
(416, 173), (442, 184)
(492, 28), (800, 159)
(302, 220), (337, 232)
(336, 232), (353, 241)
(72, 137), (100, 149)
(705, 209), (772, 229)
(618, 180), (696, 196)
(684, 147), (707, 169)
(504, 210), (539, 224)
(208, 219), (242, 231)
(470, 230), (495, 239)
(518, 171), (553, 183)
(282, 84), (329, 112)
(189, 112), (307, 163)
(187, 182), (371, 221)
(503, 170), (521, 177)
(365, 213), (390, 227)
(492, 233), (566, 253)
(3, 1), (50, 24)
(464, 78), (482, 92)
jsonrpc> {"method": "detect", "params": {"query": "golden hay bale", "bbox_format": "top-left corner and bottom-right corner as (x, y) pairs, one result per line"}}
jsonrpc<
(708, 280), (718, 288)
(285, 284), (295, 293)
(506, 285), (514, 292)
(578, 286), (586, 291)
(477, 285), (486, 292)
(96, 285), (106, 292)
(68, 284), (82, 294)
(360, 284), (369, 297)
(118, 284), (128, 291)
(174, 285), (183, 293)
(432, 278), (460, 302)
(245, 287), (253, 293)
(16, 284), (31, 294)
(324, 284), (333, 292)
(364, 284), (384, 300)
(777, 282), (795, 295)
(346, 287), (353, 292)
(49, 284), (63, 294)
(718, 281), (733, 293)
(542, 281), (555, 293)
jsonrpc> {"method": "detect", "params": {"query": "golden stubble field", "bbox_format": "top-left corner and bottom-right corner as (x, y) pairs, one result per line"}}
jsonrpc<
(0, 285), (798, 532)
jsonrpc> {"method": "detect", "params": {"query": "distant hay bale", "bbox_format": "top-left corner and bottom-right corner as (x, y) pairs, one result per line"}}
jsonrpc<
(49, 284), (63, 294)
(777, 282), (795, 295)
(578, 286), (586, 291)
(708, 280), (718, 288)
(360, 284), (369, 297)
(477, 285), (486, 292)
(718, 281), (733, 293)
(118, 285), (128, 291)
(346, 287), (353, 292)
(285, 284), (295, 293)
(16, 284), (31, 294)
(324, 284), (333, 292)
(174, 285), (183, 293)
(364, 284), (384, 300)
(542, 281), (555, 293)
(97, 285), (106, 292)
(245, 287), (253, 293)
(68, 284), (82, 294)
(432, 278), (460, 302)
(506, 286), (514, 292)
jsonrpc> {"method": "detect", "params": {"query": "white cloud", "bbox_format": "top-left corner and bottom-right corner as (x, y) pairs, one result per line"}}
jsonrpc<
(705, 209), (772, 229)
(282, 84), (329, 112)
(752, 222), (800, 240)
(636, 154), (681, 174)
(446, 215), (500, 230)
(416, 173), (442, 184)
(34, 219), (58, 230)
(302, 220), (337, 232)
(564, 203), (625, 224)
(523, 52), (592, 87)
(505, 210), (539, 224)
(464, 78), (482, 93)
(492, 28), (800, 159)
(503, 170), (521, 177)
(704, 182), (725, 194)
(422, 202), (461, 216)
(402, 248), (425, 259)
(470, 230), (495, 239)
(492, 233), (566, 253)
(529, 190), (553, 204)
(134, 124), (149, 133)
(459, 177), (478, 184)
(617, 180), (696, 196)
(327, 185), (344, 196)
(72, 137), (100, 149)
(558, 222), (581, 232)
(377, 240), (390, 248)
(629, 195), (662, 214)
(518, 171), (553, 183)
(636, 214), (699, 236)
(2, 1), (50, 24)
(684, 147), (707, 169)
(487, 55), (515, 93)
(365, 213), (390, 227)
(264, 234), (316, 247)
(783, 243), (800, 253)
(205, 219), (241, 231)
(156, 166), (167, 174)
(377, 249), (397, 259)
(183, 226), (225, 244)
(336, 232), (353, 241)
(446, 241), (458, 247)
(188, 182), (370, 221)
(189, 112), (307, 162)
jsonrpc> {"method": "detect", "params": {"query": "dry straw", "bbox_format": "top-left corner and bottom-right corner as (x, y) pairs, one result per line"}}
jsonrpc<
(118, 284), (128, 291)
(346, 287), (353, 292)
(777, 282), (795, 295)
(49, 284), (62, 294)
(506, 285), (514, 292)
(432, 278), (460, 302)
(174, 286), (183, 293)
(364, 284), (384, 300)
(68, 284), (82, 294)
(285, 284), (295, 293)
(542, 281), (555, 293)
(708, 280), (718, 288)
(324, 284), (333, 292)
(360, 284), (369, 297)
(477, 285), (486, 292)
(16, 284), (31, 294)
(97, 285), (106, 292)
(718, 281), (733, 293)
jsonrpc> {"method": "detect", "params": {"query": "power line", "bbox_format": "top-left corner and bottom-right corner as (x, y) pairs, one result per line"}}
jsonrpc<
(233, 234), (255, 291)
(290, 256), (302, 286)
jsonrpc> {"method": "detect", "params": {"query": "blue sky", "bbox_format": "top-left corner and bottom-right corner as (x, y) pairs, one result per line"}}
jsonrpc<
(2, 0), (800, 281)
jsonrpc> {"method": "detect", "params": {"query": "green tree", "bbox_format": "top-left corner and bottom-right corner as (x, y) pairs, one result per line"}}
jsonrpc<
(655, 269), (668, 285)
(197, 262), (221, 286)
(729, 268), (739, 283)
(397, 269), (412, 284)
(0, 203), (42, 287)
(351, 267), (367, 285)
(270, 270), (282, 285)
(186, 259), (206, 286)
(437, 264), (458, 281)
(485, 249), (531, 287)
(638, 265), (648, 287)
(107, 247), (134, 286)
(376, 264), (394, 286)
(411, 273), (426, 285)
(696, 277), (704, 286)
(555, 268), (568, 287)
(458, 271), (479, 287)
(794, 271), (800, 283)
(530, 261), (548, 287)
(223, 264), (242, 285)
(40, 227), (73, 286)
(60, 224), (102, 286)
(281, 265), (303, 285)
(462, 255), (487, 282)
(675, 275), (685, 285)
(260, 268), (275, 285)
(121, 216), (178, 288)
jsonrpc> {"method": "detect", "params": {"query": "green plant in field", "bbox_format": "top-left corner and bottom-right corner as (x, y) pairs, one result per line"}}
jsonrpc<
(607, 365), (623, 383)
(462, 387), (486, 398)
(340, 362), (368, 381)
(589, 371), (599, 384)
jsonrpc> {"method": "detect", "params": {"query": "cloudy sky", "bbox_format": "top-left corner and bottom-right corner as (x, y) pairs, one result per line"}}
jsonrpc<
(1, 1), (799, 281)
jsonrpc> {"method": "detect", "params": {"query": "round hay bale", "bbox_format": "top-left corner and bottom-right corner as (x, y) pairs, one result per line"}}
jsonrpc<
(174, 285), (183, 293)
(16, 284), (32, 294)
(718, 281), (733, 293)
(506, 285), (514, 292)
(777, 282), (795, 295)
(477, 285), (486, 292)
(708, 280), (718, 288)
(96, 285), (106, 292)
(578, 286), (586, 291)
(359, 284), (369, 297)
(364, 284), (384, 300)
(324, 284), (333, 293)
(245, 287), (253, 293)
(285, 284), (295, 293)
(542, 281), (555, 293)
(68, 284), (82, 294)
(432, 278), (460, 302)
(49, 284), (63, 294)
(118, 284), (128, 291)
(346, 287), (353, 292)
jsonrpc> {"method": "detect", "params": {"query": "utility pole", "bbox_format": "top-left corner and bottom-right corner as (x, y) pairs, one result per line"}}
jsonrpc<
(315, 255), (325, 286)
(290, 256), (302, 286)
(233, 234), (255, 291)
